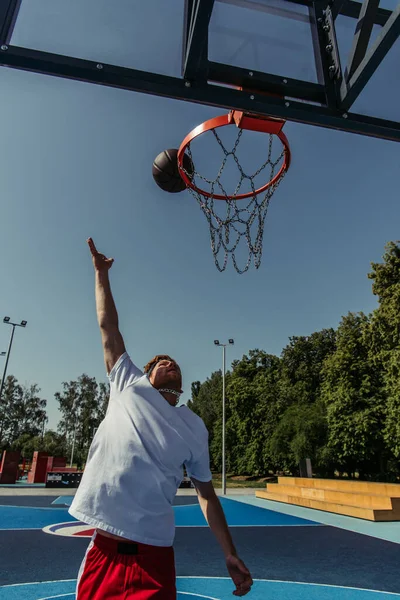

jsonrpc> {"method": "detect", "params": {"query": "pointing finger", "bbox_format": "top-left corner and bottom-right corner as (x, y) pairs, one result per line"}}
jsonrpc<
(87, 238), (98, 256)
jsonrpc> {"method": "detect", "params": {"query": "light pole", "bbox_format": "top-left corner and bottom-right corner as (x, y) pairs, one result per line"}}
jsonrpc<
(70, 396), (78, 468)
(41, 415), (47, 442)
(70, 424), (77, 468)
(214, 339), (234, 496)
(0, 317), (27, 402)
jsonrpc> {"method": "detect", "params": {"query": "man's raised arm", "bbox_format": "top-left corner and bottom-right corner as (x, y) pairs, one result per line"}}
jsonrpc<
(87, 238), (126, 374)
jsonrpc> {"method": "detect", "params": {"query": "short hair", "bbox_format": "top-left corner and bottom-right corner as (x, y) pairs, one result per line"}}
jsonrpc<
(144, 355), (176, 376)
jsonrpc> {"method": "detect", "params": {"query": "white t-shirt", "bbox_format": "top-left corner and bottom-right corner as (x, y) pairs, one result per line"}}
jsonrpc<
(69, 353), (212, 546)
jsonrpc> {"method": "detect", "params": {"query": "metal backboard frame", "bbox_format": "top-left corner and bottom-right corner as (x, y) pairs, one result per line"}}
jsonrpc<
(0, 0), (399, 141)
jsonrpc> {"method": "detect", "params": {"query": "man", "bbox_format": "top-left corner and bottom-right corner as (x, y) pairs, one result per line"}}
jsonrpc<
(69, 238), (253, 599)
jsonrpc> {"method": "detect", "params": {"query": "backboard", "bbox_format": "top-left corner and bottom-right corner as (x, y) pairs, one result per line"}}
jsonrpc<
(0, 0), (399, 141)
(204, 0), (400, 134)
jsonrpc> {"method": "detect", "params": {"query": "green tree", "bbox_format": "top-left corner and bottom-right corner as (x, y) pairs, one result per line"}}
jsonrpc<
(226, 351), (281, 475)
(321, 312), (386, 477)
(11, 432), (38, 457)
(270, 401), (329, 473)
(368, 241), (400, 468)
(41, 430), (67, 457)
(12, 430), (67, 459)
(0, 375), (21, 447)
(279, 329), (336, 406)
(56, 375), (108, 467)
(269, 330), (336, 475)
(0, 376), (47, 449)
(188, 371), (225, 471)
(97, 382), (110, 422)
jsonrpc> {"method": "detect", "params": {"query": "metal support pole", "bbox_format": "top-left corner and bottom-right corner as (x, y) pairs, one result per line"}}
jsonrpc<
(214, 339), (233, 495)
(0, 45), (398, 141)
(340, 1), (400, 110)
(70, 425), (76, 468)
(0, 0), (22, 46)
(69, 395), (78, 468)
(222, 344), (226, 496)
(0, 325), (16, 402)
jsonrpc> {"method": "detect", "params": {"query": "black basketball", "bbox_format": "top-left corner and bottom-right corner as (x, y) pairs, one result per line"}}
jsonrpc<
(152, 148), (194, 193)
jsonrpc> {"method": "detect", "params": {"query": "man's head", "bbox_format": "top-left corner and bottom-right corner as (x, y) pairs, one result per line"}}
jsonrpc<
(144, 355), (183, 394)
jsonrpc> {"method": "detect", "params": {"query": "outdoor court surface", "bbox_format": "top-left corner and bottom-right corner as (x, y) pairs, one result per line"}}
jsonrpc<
(1, 488), (400, 600)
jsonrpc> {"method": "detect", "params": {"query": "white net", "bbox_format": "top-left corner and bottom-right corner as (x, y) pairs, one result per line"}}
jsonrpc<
(180, 127), (287, 274)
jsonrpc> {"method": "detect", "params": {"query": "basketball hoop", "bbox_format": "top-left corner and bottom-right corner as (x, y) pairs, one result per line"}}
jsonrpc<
(177, 110), (291, 273)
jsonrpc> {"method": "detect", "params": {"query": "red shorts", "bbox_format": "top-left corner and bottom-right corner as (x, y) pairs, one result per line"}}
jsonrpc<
(76, 531), (176, 599)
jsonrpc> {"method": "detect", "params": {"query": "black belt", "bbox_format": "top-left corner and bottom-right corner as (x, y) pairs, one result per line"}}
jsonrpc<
(117, 542), (139, 555)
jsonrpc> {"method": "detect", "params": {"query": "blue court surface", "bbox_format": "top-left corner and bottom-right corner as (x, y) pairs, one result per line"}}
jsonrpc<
(1, 492), (400, 599)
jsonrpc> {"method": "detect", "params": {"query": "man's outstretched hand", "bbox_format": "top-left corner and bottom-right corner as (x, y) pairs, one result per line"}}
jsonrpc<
(87, 238), (114, 272)
(226, 555), (253, 596)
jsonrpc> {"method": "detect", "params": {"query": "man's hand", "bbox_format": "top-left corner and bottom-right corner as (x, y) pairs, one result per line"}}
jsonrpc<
(192, 480), (252, 596)
(87, 237), (125, 373)
(87, 238), (114, 272)
(226, 555), (253, 596)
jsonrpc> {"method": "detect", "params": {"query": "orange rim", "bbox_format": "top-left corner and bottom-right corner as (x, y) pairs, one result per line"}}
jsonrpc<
(177, 112), (291, 201)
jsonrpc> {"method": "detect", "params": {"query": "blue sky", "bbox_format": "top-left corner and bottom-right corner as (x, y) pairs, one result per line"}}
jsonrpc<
(0, 0), (399, 430)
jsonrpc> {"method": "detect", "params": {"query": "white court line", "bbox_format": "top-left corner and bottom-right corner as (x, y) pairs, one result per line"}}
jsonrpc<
(39, 523), (322, 534)
(0, 579), (76, 588)
(180, 578), (400, 596)
(0, 527), (44, 531)
(51, 497), (68, 505)
(1, 524), (323, 532)
(0, 504), (68, 510)
(175, 523), (322, 527)
(37, 595), (73, 600)
(1, 523), (324, 533)
(178, 593), (218, 599)
(2, 577), (400, 596)
(37, 594), (219, 600)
